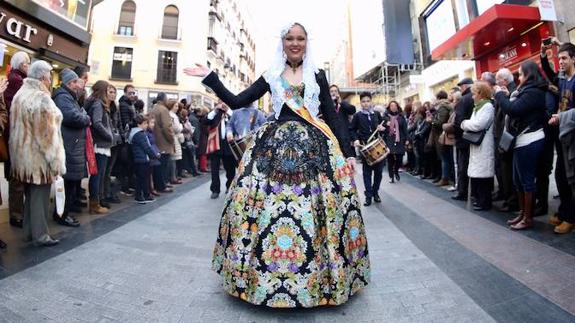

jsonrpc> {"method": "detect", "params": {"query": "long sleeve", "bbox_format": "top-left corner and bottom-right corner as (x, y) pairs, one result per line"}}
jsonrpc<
(349, 114), (359, 142)
(56, 95), (91, 129)
(90, 101), (114, 142)
(494, 89), (543, 118)
(461, 104), (494, 132)
(316, 70), (354, 157)
(541, 54), (558, 85)
(202, 72), (269, 110)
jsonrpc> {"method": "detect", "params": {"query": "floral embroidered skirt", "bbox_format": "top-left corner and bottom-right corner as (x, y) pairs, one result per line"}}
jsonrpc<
(212, 120), (370, 308)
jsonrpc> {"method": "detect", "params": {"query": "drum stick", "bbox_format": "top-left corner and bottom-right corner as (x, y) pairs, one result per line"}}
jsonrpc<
(366, 119), (386, 144)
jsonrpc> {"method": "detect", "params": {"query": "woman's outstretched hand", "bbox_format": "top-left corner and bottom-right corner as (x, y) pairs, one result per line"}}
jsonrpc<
(184, 64), (210, 78)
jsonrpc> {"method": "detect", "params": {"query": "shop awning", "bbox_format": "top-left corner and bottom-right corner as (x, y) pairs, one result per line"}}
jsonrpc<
(431, 4), (542, 61)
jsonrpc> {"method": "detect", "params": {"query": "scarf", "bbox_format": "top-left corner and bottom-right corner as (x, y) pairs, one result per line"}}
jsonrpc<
(389, 114), (400, 143)
(473, 99), (491, 113)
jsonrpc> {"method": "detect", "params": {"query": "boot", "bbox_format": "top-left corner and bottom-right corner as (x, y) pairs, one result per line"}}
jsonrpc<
(511, 192), (533, 230)
(507, 191), (524, 225)
(89, 200), (109, 215)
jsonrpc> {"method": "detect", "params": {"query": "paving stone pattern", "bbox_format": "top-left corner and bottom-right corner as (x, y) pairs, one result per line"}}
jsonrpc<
(0, 176), (494, 323)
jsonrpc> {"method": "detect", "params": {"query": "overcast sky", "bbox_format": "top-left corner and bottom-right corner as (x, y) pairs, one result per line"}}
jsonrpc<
(245, 0), (348, 75)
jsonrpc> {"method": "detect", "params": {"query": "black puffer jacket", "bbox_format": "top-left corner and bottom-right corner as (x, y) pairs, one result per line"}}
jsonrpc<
(86, 99), (114, 149)
(119, 95), (136, 138)
(53, 86), (91, 180)
(494, 81), (547, 136)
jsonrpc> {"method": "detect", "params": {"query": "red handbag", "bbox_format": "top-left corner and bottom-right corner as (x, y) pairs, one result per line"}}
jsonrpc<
(86, 128), (98, 176)
(206, 121), (221, 155)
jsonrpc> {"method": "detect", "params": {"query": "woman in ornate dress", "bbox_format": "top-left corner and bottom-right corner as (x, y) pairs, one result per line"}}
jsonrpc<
(185, 22), (370, 308)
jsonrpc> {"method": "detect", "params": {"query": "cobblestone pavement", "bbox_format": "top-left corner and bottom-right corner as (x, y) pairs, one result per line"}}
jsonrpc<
(0, 170), (573, 322)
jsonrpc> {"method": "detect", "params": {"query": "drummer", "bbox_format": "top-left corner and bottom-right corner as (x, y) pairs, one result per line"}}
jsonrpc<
(351, 92), (386, 206)
(226, 102), (267, 142)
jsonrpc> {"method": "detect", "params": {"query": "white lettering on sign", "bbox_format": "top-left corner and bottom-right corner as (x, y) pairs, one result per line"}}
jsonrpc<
(6, 18), (23, 39)
(499, 47), (518, 64)
(0, 11), (39, 43)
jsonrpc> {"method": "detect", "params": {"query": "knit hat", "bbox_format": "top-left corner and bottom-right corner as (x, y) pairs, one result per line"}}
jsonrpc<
(60, 68), (79, 85)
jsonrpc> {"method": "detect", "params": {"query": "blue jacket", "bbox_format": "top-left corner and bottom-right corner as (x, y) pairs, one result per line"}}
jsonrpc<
(128, 127), (158, 164)
(146, 129), (162, 166)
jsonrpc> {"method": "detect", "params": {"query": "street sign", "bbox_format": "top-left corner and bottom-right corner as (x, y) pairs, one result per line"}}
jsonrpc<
(538, 0), (557, 22)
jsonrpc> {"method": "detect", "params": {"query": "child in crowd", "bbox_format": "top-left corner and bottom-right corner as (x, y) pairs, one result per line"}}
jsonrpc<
(128, 114), (160, 204)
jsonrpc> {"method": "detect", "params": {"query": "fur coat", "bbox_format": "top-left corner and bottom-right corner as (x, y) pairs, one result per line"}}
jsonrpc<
(9, 78), (66, 185)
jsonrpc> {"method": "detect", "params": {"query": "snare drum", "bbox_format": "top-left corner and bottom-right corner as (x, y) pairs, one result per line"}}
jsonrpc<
(360, 137), (389, 166)
(230, 134), (254, 162)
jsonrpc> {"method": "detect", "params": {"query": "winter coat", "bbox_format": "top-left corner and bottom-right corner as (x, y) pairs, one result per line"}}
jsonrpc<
(9, 78), (66, 184)
(494, 81), (547, 137)
(188, 113), (201, 144)
(431, 99), (453, 142)
(53, 86), (91, 181)
(454, 88), (475, 149)
(86, 99), (114, 149)
(119, 95), (136, 138)
(494, 81), (517, 142)
(146, 129), (162, 166)
(349, 110), (384, 143)
(383, 111), (408, 155)
(3, 68), (26, 141)
(414, 116), (431, 144)
(461, 101), (495, 178)
(150, 103), (175, 154)
(170, 111), (183, 161)
(109, 101), (123, 147)
(198, 115), (209, 155)
(128, 127), (158, 164)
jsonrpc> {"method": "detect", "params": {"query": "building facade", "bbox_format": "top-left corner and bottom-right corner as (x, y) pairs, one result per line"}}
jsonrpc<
(0, 0), (93, 85)
(88, 0), (256, 111)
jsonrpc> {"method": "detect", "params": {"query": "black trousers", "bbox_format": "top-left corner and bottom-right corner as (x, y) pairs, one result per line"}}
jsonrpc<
(362, 159), (384, 199)
(134, 162), (151, 200)
(456, 146), (470, 196)
(210, 153), (237, 193)
(160, 154), (172, 186)
(535, 134), (555, 210)
(387, 153), (402, 179)
(556, 141), (575, 223)
(471, 177), (493, 209)
(64, 179), (79, 217)
(152, 164), (165, 191)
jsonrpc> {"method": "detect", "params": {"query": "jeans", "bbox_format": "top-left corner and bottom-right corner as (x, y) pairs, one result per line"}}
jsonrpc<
(513, 139), (544, 193)
(456, 147), (470, 196)
(64, 179), (79, 215)
(152, 165), (166, 191)
(89, 153), (109, 201)
(362, 159), (384, 199)
(134, 162), (151, 200)
(103, 146), (119, 199)
(441, 146), (455, 181)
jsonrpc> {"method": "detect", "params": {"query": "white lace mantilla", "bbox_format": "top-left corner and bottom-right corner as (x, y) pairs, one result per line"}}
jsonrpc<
(264, 22), (320, 119)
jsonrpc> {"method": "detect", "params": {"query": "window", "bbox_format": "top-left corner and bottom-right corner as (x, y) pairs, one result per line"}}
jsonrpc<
(157, 50), (178, 84)
(111, 47), (133, 80)
(161, 5), (179, 39)
(118, 0), (136, 36)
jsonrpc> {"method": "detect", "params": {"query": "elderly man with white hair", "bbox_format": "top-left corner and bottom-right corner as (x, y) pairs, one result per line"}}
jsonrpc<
(4, 51), (30, 228)
(9, 60), (66, 247)
(493, 68), (519, 212)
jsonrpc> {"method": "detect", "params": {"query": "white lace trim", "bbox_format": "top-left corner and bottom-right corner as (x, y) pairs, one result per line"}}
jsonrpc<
(263, 22), (320, 119)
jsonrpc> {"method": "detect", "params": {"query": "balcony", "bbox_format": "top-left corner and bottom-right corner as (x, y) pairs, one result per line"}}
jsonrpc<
(207, 37), (218, 53)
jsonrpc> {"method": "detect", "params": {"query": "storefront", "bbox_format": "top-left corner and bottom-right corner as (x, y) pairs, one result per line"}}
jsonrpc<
(0, 1), (92, 84)
(430, 4), (558, 76)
